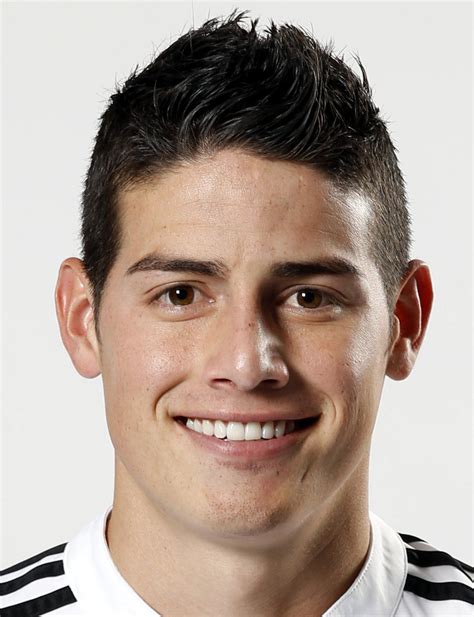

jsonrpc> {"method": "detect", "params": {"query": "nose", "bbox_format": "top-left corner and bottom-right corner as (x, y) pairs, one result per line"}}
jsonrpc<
(201, 303), (290, 392)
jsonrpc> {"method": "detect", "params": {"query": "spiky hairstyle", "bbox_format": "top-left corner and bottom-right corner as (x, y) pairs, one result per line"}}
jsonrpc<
(81, 11), (411, 319)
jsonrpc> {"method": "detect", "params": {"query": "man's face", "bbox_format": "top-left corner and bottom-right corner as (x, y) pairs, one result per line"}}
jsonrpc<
(96, 149), (392, 541)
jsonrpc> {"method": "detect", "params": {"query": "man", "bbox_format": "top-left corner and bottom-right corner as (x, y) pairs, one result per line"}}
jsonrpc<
(1, 12), (472, 617)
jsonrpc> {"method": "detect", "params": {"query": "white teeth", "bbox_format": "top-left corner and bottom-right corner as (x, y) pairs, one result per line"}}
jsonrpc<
(227, 422), (245, 441)
(202, 419), (214, 436)
(213, 420), (227, 439)
(274, 420), (286, 438)
(183, 417), (301, 440)
(245, 422), (262, 441)
(261, 421), (274, 439)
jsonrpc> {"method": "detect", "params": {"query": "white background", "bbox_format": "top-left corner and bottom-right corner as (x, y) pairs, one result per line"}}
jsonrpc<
(2, 1), (472, 566)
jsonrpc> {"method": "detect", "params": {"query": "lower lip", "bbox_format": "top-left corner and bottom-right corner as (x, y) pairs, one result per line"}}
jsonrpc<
(174, 417), (320, 463)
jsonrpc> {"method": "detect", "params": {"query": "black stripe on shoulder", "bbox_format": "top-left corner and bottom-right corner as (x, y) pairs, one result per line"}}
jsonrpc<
(0, 560), (65, 595)
(2, 586), (77, 616)
(406, 548), (473, 583)
(404, 574), (474, 604)
(459, 561), (474, 575)
(0, 543), (67, 576)
(399, 532), (427, 544)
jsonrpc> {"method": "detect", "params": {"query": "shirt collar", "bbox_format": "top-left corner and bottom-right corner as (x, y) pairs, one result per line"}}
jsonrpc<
(65, 508), (407, 616)
(323, 512), (407, 616)
(65, 506), (159, 616)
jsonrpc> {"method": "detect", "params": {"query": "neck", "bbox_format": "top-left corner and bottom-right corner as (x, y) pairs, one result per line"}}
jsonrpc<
(106, 458), (371, 617)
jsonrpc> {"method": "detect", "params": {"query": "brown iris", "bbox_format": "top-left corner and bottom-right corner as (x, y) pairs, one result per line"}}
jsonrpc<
(168, 285), (195, 306)
(296, 289), (323, 308)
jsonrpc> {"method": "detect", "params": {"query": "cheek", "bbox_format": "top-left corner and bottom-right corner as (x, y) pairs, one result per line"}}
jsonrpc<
(99, 319), (198, 439)
(295, 319), (388, 431)
(297, 317), (385, 380)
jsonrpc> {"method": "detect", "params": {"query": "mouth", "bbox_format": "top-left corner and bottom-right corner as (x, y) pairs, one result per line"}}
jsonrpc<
(174, 416), (320, 444)
(174, 414), (321, 463)
(174, 414), (322, 462)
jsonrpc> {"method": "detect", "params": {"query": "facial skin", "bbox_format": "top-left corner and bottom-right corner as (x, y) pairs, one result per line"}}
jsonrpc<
(56, 149), (432, 617)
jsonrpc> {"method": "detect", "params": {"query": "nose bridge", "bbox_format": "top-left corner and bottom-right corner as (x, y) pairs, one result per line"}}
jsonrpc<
(202, 294), (289, 391)
(235, 310), (272, 372)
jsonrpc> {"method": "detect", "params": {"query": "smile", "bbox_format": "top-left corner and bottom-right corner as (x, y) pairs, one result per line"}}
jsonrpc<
(175, 416), (319, 441)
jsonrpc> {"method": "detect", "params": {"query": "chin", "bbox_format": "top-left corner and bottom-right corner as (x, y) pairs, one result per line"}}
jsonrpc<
(186, 496), (300, 545)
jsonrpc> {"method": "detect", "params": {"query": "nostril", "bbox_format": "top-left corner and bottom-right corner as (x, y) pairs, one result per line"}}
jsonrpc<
(265, 378), (285, 388)
(210, 378), (240, 391)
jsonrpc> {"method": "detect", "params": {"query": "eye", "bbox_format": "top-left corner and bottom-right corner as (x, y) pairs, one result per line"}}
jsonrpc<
(295, 288), (324, 308)
(286, 287), (339, 310)
(155, 285), (198, 307)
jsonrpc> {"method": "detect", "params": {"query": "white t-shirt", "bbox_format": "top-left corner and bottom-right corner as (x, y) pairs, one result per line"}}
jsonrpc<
(1, 508), (472, 616)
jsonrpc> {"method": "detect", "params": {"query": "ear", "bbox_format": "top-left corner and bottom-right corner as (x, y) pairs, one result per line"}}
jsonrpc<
(386, 259), (433, 381)
(55, 257), (101, 378)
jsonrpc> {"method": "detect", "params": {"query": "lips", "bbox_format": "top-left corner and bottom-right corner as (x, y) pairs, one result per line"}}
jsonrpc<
(174, 414), (321, 462)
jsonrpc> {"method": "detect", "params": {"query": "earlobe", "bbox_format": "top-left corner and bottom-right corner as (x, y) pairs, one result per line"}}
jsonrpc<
(386, 260), (433, 381)
(55, 257), (101, 378)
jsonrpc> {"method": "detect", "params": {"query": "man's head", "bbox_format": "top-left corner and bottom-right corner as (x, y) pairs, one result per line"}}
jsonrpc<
(80, 12), (411, 324)
(55, 13), (432, 544)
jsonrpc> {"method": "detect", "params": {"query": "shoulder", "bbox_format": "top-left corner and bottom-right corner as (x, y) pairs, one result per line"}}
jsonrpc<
(0, 542), (79, 616)
(396, 531), (473, 615)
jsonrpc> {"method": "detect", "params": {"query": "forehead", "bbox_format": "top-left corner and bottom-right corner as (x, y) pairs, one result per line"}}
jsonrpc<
(117, 149), (373, 268)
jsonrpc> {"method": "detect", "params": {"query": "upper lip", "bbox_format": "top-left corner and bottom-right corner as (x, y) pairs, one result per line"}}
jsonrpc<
(173, 412), (319, 423)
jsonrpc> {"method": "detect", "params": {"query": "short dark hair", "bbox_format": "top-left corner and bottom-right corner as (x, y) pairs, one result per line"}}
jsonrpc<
(81, 11), (411, 324)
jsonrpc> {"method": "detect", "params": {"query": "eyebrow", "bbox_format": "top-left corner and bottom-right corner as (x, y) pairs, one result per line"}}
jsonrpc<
(126, 255), (228, 277)
(126, 253), (362, 280)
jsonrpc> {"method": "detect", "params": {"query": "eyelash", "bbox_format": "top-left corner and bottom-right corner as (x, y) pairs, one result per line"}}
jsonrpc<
(151, 284), (342, 312)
